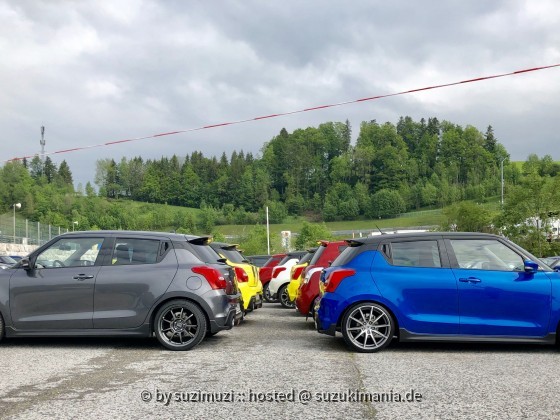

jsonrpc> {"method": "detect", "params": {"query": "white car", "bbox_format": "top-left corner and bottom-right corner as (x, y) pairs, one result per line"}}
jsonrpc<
(268, 251), (306, 307)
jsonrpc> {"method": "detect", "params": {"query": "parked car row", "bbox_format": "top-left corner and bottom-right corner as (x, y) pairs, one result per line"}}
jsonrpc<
(2, 231), (560, 354)
(263, 240), (347, 315)
(209, 242), (263, 315)
(268, 251), (307, 307)
(0, 231), (265, 351)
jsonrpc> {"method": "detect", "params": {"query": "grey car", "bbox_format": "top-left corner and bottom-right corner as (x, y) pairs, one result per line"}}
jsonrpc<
(0, 231), (240, 351)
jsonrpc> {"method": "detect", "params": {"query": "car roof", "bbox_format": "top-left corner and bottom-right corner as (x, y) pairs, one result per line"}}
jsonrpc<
(347, 232), (502, 246)
(58, 230), (202, 242)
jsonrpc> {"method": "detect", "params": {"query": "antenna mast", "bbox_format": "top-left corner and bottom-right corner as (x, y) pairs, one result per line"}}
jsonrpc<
(40, 126), (46, 161)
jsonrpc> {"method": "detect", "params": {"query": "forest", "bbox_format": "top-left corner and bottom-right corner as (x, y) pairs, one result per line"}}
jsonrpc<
(92, 117), (516, 218)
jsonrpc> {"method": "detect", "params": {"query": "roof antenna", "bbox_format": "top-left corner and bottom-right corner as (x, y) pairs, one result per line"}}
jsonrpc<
(375, 225), (386, 235)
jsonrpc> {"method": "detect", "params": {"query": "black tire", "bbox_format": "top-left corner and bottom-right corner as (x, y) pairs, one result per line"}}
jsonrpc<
(0, 312), (4, 343)
(235, 301), (245, 325)
(263, 283), (277, 303)
(341, 302), (394, 353)
(154, 300), (207, 351)
(311, 295), (321, 318)
(278, 284), (295, 309)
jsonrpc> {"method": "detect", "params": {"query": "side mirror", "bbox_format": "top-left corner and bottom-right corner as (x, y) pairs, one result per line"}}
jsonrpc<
(21, 257), (32, 270)
(524, 260), (539, 274)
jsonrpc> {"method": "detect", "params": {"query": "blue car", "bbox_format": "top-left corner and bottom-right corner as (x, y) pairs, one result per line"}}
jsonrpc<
(316, 232), (560, 352)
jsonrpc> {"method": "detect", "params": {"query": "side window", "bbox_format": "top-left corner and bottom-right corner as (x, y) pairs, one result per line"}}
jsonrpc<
(390, 241), (442, 268)
(380, 243), (391, 260)
(36, 237), (104, 268)
(112, 238), (160, 265)
(449, 239), (524, 271)
(174, 249), (202, 264)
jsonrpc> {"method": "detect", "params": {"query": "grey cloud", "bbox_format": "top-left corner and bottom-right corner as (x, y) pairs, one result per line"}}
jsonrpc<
(1, 0), (559, 187)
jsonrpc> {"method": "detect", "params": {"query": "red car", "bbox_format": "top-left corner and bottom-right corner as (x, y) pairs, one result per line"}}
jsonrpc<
(259, 253), (286, 302)
(295, 240), (347, 316)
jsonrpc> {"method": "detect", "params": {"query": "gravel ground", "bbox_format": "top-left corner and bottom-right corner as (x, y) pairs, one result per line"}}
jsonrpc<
(1, 304), (559, 419)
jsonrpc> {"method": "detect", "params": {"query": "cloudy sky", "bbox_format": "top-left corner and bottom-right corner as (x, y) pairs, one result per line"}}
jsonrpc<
(1, 0), (559, 187)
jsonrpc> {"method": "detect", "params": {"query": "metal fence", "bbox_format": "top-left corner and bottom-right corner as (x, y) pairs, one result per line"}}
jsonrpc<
(0, 213), (69, 246)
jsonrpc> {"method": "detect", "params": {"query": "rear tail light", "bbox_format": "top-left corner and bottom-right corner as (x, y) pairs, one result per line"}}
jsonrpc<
(272, 266), (286, 279)
(324, 268), (356, 293)
(291, 266), (305, 280)
(234, 266), (249, 282)
(192, 266), (227, 290)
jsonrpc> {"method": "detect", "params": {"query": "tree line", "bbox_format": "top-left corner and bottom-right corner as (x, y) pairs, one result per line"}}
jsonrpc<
(2, 116), (559, 256)
(94, 117), (520, 221)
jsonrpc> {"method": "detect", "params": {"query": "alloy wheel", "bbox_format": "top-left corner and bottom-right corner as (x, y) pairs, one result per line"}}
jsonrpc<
(342, 303), (393, 352)
(279, 285), (295, 308)
(263, 283), (277, 303)
(155, 300), (206, 351)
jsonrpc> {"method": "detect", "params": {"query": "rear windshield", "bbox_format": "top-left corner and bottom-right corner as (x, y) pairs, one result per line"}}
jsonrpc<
(189, 243), (223, 263)
(219, 248), (246, 264)
(278, 255), (292, 265)
(331, 244), (363, 267)
(309, 245), (326, 265)
(262, 256), (278, 267)
(299, 251), (315, 264)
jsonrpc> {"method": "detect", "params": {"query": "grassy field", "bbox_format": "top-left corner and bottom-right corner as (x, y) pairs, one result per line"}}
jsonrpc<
(213, 199), (504, 239)
(84, 196), (501, 241)
(214, 209), (446, 238)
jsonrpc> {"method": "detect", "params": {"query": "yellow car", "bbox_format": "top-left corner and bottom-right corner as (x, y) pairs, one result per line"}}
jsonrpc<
(210, 242), (263, 313)
(287, 248), (317, 302)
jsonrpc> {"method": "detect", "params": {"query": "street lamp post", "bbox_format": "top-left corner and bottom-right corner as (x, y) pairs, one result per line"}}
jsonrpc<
(73, 221), (79, 231)
(13, 203), (21, 244)
(500, 158), (506, 206)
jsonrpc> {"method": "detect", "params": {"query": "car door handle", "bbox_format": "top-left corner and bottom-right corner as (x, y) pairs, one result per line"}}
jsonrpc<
(73, 274), (94, 281)
(459, 277), (482, 283)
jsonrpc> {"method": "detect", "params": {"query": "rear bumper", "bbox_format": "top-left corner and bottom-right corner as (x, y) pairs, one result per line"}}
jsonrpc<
(315, 313), (337, 336)
(295, 289), (314, 316)
(287, 280), (300, 301)
(209, 303), (237, 333)
(315, 293), (339, 336)
(247, 292), (264, 311)
(238, 283), (263, 311)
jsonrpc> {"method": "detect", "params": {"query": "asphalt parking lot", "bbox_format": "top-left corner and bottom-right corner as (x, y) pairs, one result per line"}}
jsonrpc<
(1, 304), (559, 419)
